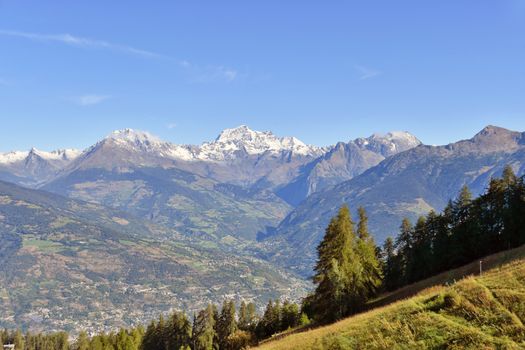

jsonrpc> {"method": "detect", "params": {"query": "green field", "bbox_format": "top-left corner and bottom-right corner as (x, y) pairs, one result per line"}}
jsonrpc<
(257, 245), (525, 349)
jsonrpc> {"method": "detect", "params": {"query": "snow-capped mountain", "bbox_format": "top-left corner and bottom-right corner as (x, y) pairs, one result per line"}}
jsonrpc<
(0, 125), (422, 199)
(0, 148), (80, 164)
(65, 126), (320, 168)
(275, 131), (422, 205)
(269, 126), (525, 276)
(0, 148), (81, 186)
(0, 150), (30, 164)
(355, 131), (422, 157)
(194, 125), (322, 161)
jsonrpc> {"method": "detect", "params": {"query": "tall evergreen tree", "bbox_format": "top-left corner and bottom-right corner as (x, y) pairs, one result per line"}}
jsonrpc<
(395, 218), (414, 284)
(192, 304), (216, 350)
(238, 301), (257, 333)
(216, 300), (237, 349)
(382, 236), (402, 291)
(355, 207), (383, 299)
(312, 205), (365, 322)
(76, 331), (90, 350)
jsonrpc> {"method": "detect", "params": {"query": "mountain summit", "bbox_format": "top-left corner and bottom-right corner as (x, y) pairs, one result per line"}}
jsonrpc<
(197, 125), (321, 160)
(356, 131), (422, 157)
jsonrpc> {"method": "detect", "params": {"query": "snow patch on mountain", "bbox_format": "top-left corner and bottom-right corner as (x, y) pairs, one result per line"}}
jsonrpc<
(0, 149), (81, 164)
(30, 148), (82, 161)
(1, 127), (419, 167)
(0, 151), (29, 164)
(355, 131), (421, 156)
(195, 125), (321, 160)
(102, 129), (194, 160)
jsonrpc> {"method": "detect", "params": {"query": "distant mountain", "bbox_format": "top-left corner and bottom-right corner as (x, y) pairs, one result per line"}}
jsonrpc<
(0, 180), (307, 333)
(40, 129), (294, 241)
(0, 148), (80, 186)
(277, 131), (421, 205)
(195, 125), (322, 160)
(0, 127), (425, 243)
(268, 126), (525, 276)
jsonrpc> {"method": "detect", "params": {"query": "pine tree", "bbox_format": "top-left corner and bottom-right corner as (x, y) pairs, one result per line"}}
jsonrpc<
(216, 300), (237, 349)
(13, 331), (24, 350)
(156, 315), (167, 350)
(192, 304), (216, 350)
(280, 301), (300, 330)
(141, 321), (157, 350)
(408, 216), (430, 282)
(76, 331), (90, 350)
(355, 207), (383, 299)
(312, 205), (363, 322)
(382, 236), (402, 291)
(167, 312), (191, 350)
(238, 301), (256, 332)
(395, 218), (414, 284)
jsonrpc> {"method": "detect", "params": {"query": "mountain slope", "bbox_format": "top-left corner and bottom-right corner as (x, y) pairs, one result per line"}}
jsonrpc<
(269, 126), (525, 276)
(276, 132), (421, 205)
(0, 127), (422, 242)
(0, 181), (307, 333)
(257, 245), (525, 349)
(41, 129), (294, 241)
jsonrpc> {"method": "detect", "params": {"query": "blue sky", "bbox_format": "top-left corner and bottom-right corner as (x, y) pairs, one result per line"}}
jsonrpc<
(0, 1), (524, 151)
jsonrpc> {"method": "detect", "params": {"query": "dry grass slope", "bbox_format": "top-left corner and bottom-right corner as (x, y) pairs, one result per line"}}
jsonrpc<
(257, 245), (525, 349)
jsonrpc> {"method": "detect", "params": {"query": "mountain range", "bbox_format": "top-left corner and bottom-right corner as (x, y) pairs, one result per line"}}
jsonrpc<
(1, 124), (524, 331)
(268, 126), (525, 275)
(0, 126), (421, 241)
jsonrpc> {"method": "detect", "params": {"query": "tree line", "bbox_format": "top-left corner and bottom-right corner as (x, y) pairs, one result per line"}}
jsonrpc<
(0, 299), (307, 350)
(303, 165), (525, 324)
(382, 165), (525, 291)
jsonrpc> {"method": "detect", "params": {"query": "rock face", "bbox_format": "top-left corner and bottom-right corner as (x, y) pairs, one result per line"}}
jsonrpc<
(268, 126), (525, 277)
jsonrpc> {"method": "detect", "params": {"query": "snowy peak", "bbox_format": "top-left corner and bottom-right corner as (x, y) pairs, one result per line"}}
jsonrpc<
(215, 125), (264, 143)
(0, 149), (81, 164)
(93, 129), (194, 161)
(29, 148), (82, 161)
(198, 125), (320, 160)
(106, 129), (163, 146)
(0, 150), (29, 164)
(369, 131), (421, 145)
(355, 131), (421, 157)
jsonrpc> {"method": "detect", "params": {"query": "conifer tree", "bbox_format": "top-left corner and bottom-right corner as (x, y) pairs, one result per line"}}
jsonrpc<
(192, 304), (216, 350)
(355, 207), (382, 299)
(312, 205), (363, 322)
(238, 301), (257, 332)
(13, 330), (24, 350)
(216, 300), (237, 349)
(395, 218), (414, 284)
(167, 312), (191, 350)
(76, 331), (90, 350)
(382, 236), (402, 291)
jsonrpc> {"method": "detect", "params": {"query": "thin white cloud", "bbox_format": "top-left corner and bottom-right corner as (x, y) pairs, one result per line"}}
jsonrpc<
(184, 63), (239, 83)
(1, 29), (241, 83)
(75, 94), (111, 106)
(167, 123), (177, 129)
(0, 29), (165, 59)
(355, 65), (382, 80)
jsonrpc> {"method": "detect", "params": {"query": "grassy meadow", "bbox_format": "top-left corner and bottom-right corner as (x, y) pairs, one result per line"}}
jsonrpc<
(257, 244), (525, 349)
